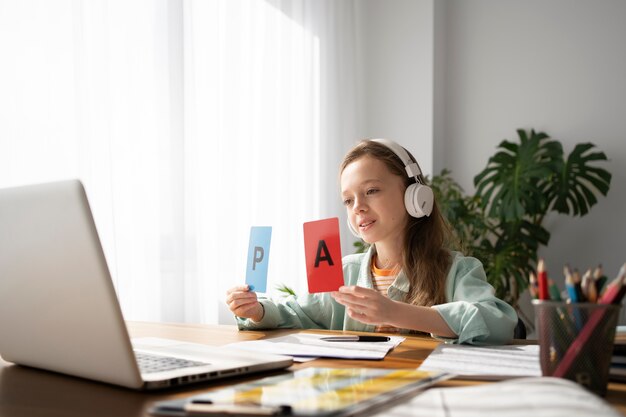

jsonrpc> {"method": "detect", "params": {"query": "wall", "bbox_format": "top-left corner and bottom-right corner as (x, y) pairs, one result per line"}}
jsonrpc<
(436, 0), (626, 325)
(354, 0), (434, 176)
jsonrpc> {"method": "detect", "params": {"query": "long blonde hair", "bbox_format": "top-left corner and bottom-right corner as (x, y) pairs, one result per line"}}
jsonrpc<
(340, 140), (452, 306)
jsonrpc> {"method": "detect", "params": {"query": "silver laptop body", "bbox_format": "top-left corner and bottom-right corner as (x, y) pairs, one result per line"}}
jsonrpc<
(0, 179), (292, 390)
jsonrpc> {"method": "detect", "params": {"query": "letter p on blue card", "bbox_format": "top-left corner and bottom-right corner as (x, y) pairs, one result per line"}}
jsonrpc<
(245, 226), (272, 293)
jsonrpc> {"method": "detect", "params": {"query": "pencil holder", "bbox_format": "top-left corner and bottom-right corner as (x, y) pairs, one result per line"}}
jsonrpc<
(533, 300), (621, 396)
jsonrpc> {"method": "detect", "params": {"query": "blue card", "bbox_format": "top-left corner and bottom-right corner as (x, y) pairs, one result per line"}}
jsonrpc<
(245, 226), (272, 293)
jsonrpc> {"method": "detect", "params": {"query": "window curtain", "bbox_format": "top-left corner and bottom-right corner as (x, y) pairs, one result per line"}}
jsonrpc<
(0, 0), (358, 324)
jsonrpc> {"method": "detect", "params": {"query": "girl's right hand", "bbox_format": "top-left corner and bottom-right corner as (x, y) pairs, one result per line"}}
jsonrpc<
(225, 285), (264, 322)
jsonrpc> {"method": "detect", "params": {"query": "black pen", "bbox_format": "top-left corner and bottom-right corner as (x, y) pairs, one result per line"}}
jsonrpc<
(320, 335), (390, 342)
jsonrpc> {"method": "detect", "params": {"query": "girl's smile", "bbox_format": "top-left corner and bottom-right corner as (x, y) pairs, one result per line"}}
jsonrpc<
(357, 218), (375, 231)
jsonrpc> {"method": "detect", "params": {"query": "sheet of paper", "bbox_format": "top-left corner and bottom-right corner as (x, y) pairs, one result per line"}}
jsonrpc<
(383, 376), (622, 417)
(226, 332), (404, 360)
(418, 344), (541, 380)
(303, 218), (344, 293)
(245, 226), (272, 292)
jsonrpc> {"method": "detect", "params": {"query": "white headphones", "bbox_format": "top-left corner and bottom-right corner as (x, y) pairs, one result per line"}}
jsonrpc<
(346, 139), (434, 238)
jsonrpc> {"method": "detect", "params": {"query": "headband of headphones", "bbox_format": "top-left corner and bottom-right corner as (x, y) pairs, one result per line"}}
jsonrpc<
(371, 138), (424, 184)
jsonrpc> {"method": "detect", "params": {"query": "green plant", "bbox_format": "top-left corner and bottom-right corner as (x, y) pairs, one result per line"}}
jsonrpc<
(353, 239), (369, 254)
(430, 129), (611, 309)
(275, 283), (297, 297)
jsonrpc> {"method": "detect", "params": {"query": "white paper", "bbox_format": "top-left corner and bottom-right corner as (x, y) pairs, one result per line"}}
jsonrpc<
(418, 344), (541, 379)
(226, 333), (405, 360)
(384, 377), (622, 417)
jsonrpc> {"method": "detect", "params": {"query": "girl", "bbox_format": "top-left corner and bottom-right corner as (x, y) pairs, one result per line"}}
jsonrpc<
(226, 139), (517, 345)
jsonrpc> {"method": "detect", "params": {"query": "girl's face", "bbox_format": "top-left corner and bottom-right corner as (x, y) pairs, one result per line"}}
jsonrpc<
(340, 155), (409, 245)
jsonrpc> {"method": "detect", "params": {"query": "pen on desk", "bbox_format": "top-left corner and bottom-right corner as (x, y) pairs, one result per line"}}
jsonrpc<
(321, 335), (391, 342)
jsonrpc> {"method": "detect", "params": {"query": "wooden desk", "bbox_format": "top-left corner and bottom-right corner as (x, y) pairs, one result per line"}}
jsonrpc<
(1, 322), (625, 417)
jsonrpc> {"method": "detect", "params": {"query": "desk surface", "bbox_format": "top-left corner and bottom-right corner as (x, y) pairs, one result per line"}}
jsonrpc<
(1, 321), (625, 417)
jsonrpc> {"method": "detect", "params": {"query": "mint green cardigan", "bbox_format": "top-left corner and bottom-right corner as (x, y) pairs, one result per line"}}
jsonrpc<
(235, 247), (517, 345)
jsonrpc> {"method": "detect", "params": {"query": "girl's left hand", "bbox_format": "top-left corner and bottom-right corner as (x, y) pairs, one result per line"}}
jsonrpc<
(331, 286), (398, 326)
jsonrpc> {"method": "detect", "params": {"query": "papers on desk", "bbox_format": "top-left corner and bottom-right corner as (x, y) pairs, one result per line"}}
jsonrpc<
(226, 332), (404, 360)
(384, 377), (622, 417)
(418, 344), (541, 380)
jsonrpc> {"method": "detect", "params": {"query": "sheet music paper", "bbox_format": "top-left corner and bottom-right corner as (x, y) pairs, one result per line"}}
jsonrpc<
(418, 344), (541, 379)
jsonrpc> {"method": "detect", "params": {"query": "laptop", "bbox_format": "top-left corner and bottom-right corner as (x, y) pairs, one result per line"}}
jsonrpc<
(0, 179), (292, 390)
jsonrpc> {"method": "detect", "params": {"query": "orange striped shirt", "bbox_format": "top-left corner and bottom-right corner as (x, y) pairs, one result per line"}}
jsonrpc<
(371, 259), (401, 334)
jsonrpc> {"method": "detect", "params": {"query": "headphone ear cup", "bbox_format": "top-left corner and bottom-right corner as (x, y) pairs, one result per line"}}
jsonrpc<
(404, 184), (434, 218)
(346, 217), (361, 238)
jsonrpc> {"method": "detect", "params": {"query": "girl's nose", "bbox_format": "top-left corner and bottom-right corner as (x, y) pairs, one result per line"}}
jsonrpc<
(353, 197), (366, 213)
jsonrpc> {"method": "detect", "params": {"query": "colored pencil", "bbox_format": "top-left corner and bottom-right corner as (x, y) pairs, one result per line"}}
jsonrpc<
(594, 264), (608, 295)
(537, 259), (549, 300)
(572, 269), (585, 302)
(564, 265), (578, 303)
(529, 272), (538, 299)
(581, 269), (593, 302)
(548, 279), (562, 301)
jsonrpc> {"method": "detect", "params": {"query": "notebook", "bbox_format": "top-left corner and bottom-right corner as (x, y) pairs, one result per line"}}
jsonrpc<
(0, 179), (292, 390)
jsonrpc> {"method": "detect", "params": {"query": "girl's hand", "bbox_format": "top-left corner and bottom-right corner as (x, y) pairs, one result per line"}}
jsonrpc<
(331, 286), (398, 326)
(225, 285), (264, 322)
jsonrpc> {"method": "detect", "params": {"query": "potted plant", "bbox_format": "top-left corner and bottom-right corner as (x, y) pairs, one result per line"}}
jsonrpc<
(430, 129), (611, 318)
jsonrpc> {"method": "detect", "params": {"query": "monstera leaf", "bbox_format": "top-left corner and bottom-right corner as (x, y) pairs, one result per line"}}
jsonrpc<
(473, 129), (562, 221)
(550, 143), (611, 216)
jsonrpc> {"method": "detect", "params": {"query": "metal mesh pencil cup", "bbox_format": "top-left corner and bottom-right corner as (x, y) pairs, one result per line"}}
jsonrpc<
(533, 300), (621, 396)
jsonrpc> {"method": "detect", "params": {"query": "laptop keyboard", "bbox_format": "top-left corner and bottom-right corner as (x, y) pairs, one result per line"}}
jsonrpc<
(135, 352), (210, 374)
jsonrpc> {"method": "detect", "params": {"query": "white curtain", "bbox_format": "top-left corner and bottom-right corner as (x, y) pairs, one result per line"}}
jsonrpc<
(0, 0), (358, 324)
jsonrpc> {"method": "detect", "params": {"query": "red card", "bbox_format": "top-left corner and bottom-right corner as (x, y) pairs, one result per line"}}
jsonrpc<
(303, 217), (344, 293)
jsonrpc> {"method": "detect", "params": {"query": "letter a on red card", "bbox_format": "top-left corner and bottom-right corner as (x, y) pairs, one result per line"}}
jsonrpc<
(303, 217), (344, 293)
